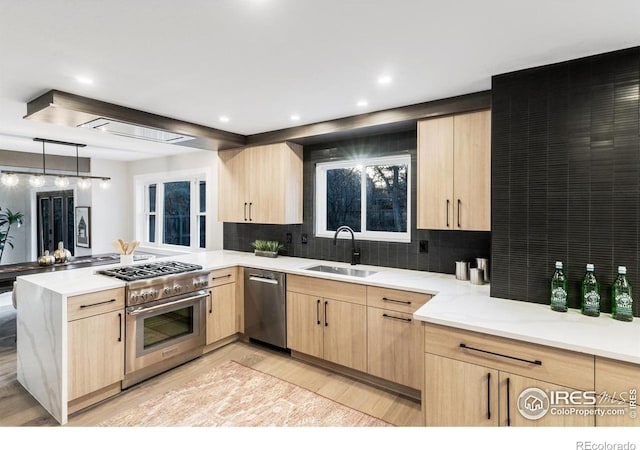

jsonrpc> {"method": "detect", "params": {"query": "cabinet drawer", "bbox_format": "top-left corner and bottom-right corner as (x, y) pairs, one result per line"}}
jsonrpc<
(424, 323), (594, 391)
(68, 288), (125, 321)
(209, 267), (237, 287)
(287, 274), (366, 305)
(367, 286), (431, 313)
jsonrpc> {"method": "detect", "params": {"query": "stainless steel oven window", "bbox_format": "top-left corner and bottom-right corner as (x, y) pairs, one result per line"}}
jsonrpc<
(143, 306), (194, 348)
(131, 292), (206, 357)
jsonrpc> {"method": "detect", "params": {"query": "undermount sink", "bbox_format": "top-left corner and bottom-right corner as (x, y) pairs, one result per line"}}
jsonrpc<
(304, 265), (377, 278)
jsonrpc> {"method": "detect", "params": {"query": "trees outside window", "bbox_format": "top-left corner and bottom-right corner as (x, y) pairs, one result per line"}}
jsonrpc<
(316, 155), (410, 242)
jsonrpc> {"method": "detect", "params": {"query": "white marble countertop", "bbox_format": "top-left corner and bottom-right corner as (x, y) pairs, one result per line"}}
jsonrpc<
(17, 249), (640, 364)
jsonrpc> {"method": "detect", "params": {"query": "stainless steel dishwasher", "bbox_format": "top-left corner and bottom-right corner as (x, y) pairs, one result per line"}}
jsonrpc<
(244, 268), (287, 349)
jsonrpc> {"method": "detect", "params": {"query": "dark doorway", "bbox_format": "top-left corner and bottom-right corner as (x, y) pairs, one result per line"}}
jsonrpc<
(37, 190), (74, 256)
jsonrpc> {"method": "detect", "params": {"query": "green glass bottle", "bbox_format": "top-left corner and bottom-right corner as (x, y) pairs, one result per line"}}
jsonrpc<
(581, 264), (600, 317)
(550, 261), (568, 312)
(612, 266), (633, 322)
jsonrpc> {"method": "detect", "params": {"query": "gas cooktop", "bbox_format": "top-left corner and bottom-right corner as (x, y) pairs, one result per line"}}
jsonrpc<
(97, 261), (203, 282)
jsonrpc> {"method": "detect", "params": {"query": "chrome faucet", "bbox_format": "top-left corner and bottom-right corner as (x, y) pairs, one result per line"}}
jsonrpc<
(333, 225), (360, 265)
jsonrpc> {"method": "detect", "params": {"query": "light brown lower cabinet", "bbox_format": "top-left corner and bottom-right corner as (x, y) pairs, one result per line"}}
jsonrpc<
(286, 291), (366, 372)
(68, 309), (124, 402)
(499, 373), (595, 427)
(423, 323), (597, 427)
(594, 357), (639, 426)
(206, 282), (237, 344)
(424, 354), (498, 426)
(367, 307), (424, 390)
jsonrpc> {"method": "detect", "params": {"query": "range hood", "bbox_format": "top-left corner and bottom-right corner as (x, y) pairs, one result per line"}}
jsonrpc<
(24, 90), (245, 151)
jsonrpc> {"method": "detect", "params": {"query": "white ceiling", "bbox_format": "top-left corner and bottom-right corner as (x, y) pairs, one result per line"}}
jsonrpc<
(1, 0), (639, 161)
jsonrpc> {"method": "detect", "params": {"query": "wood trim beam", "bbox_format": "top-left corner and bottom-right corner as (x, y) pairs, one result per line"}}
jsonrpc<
(245, 90), (491, 146)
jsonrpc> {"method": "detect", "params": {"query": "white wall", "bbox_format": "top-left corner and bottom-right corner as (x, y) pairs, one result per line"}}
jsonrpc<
(128, 150), (222, 251)
(0, 183), (30, 264)
(88, 159), (131, 255)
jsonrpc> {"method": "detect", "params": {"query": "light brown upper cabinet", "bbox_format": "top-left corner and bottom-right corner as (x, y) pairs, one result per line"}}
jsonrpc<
(417, 110), (491, 231)
(218, 142), (303, 224)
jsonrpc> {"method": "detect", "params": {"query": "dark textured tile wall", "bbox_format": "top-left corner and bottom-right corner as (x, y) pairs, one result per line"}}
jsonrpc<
(491, 46), (640, 316)
(223, 131), (491, 274)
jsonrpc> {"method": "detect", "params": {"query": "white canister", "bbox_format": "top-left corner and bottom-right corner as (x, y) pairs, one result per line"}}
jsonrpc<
(120, 254), (134, 266)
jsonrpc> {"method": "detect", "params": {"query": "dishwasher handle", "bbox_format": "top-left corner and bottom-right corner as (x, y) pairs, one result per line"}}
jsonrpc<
(248, 275), (280, 285)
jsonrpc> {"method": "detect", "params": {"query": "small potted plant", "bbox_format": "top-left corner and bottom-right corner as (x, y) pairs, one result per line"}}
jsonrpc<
(251, 240), (284, 258)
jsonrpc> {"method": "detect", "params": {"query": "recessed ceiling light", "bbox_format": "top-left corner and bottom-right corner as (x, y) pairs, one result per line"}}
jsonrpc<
(378, 75), (392, 85)
(290, 115), (300, 121)
(357, 100), (368, 107)
(219, 116), (230, 123)
(75, 76), (94, 85)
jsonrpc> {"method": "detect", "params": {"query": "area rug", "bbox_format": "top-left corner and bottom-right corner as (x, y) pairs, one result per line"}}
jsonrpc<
(98, 360), (391, 427)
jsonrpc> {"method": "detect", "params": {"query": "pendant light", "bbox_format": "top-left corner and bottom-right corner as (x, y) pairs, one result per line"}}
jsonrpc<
(0, 138), (112, 187)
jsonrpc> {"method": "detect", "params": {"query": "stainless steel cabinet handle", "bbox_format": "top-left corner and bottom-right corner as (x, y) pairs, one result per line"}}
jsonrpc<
(459, 343), (543, 366)
(324, 301), (328, 327)
(382, 313), (411, 323)
(457, 199), (461, 228)
(316, 299), (320, 325)
(244, 202), (248, 221)
(118, 313), (122, 342)
(249, 202), (252, 221)
(80, 298), (116, 309)
(486, 373), (491, 420)
(382, 297), (411, 305)
(208, 291), (212, 314)
(446, 199), (450, 228)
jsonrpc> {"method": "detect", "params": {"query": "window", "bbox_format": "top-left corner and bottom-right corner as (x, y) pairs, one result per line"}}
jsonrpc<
(316, 155), (410, 242)
(143, 178), (206, 249)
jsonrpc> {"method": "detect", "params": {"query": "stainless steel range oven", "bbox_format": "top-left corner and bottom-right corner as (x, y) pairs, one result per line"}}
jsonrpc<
(98, 261), (209, 388)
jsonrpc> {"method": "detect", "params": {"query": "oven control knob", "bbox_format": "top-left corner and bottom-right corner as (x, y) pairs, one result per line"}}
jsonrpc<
(131, 294), (140, 303)
(149, 289), (158, 298)
(174, 286), (182, 293)
(164, 287), (171, 295)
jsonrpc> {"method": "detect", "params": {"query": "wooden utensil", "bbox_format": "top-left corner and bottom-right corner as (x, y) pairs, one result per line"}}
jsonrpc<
(112, 240), (124, 254)
(128, 240), (140, 254)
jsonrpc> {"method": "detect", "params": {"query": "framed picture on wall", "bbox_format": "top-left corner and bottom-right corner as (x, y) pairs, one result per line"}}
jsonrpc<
(75, 206), (91, 249)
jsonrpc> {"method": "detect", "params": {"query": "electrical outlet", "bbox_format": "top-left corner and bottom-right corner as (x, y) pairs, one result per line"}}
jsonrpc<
(301, 233), (308, 244)
(285, 233), (292, 244)
(419, 240), (428, 253)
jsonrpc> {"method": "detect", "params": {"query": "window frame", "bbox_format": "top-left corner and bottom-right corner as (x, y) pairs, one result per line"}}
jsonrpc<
(315, 154), (411, 243)
(136, 171), (207, 252)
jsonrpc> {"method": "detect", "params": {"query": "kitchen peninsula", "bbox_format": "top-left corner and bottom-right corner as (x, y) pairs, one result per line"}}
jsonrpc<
(15, 250), (640, 425)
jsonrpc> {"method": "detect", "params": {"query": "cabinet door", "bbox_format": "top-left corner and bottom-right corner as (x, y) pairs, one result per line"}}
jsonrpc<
(499, 372), (595, 427)
(248, 143), (303, 224)
(453, 110), (491, 231)
(424, 354), (498, 426)
(323, 299), (366, 372)
(595, 357), (639, 426)
(367, 307), (423, 389)
(68, 310), (124, 401)
(206, 283), (237, 344)
(218, 147), (250, 222)
(286, 292), (323, 359)
(417, 116), (454, 230)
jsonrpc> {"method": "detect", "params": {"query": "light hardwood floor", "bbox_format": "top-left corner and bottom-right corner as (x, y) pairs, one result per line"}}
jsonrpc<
(0, 307), (420, 427)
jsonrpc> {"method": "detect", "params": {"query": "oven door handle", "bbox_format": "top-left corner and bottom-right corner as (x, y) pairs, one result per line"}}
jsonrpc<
(127, 293), (206, 316)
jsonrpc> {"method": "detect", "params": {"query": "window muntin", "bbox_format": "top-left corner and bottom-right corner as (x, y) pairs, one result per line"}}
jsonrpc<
(144, 178), (206, 249)
(316, 155), (410, 242)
